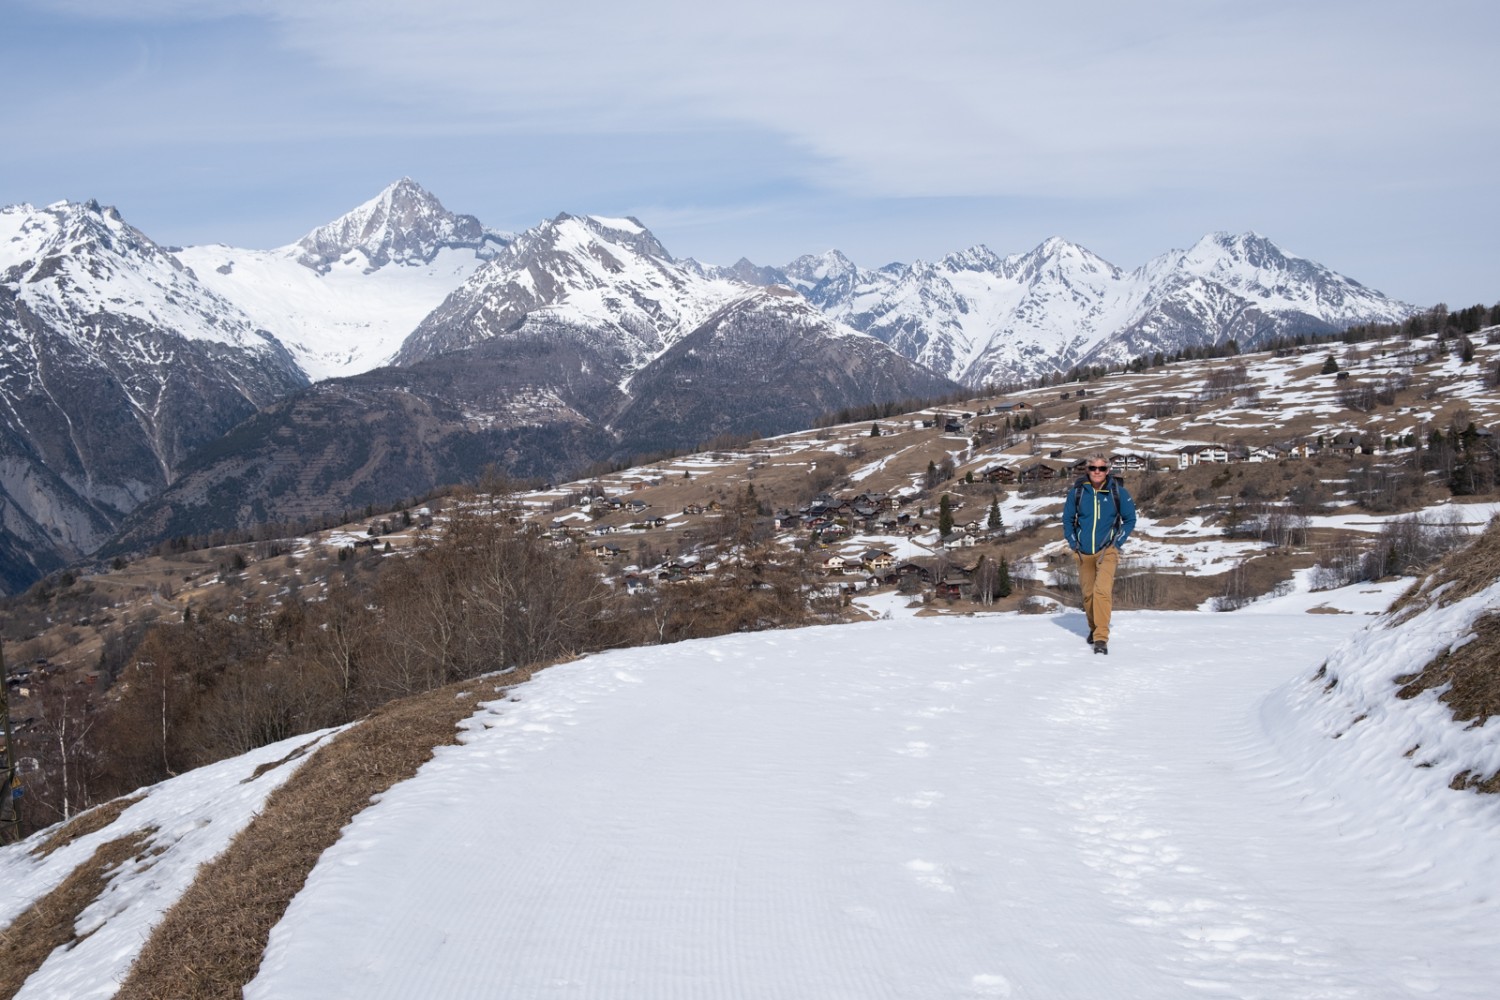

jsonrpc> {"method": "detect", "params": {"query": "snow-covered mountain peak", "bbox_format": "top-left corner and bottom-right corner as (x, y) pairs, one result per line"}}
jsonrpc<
(293, 178), (508, 274)
(394, 212), (746, 373)
(1177, 230), (1294, 277)
(1003, 237), (1122, 285)
(3, 199), (145, 271)
(940, 245), (1006, 274)
(785, 249), (859, 285)
(0, 199), (284, 353)
(522, 212), (676, 265)
(1134, 231), (1411, 321)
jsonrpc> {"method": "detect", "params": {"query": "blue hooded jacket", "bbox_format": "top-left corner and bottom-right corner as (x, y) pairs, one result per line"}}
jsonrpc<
(1063, 474), (1138, 554)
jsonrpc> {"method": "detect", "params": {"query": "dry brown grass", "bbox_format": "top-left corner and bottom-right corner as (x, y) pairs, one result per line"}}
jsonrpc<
(1381, 523), (1500, 794)
(110, 671), (522, 1000)
(0, 828), (157, 999)
(28, 794), (146, 859)
(243, 735), (327, 783)
(1396, 610), (1500, 725)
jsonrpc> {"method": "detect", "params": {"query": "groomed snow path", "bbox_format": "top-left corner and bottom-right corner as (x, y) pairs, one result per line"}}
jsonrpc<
(248, 607), (1499, 999)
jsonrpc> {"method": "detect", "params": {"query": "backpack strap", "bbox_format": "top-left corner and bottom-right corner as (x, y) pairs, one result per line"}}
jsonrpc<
(1069, 477), (1087, 528)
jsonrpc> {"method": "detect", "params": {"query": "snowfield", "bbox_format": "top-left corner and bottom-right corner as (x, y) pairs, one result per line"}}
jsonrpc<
(6, 576), (1500, 999)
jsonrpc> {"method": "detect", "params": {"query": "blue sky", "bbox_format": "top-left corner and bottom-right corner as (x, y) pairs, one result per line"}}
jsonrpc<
(4, 0), (1496, 308)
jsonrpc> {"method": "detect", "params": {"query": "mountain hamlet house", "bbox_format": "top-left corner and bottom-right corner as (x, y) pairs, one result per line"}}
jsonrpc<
(1, 178), (1499, 995)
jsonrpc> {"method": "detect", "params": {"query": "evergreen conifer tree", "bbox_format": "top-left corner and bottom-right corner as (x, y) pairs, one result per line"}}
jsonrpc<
(987, 497), (1003, 534)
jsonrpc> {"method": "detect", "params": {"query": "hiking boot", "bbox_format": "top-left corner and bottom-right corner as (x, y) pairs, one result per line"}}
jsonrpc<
(1093, 640), (1108, 655)
(1085, 631), (1094, 645)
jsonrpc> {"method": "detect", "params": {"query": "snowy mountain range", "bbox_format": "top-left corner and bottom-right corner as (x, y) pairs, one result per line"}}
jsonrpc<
(770, 232), (1416, 387)
(0, 177), (1419, 591)
(30, 194), (951, 566)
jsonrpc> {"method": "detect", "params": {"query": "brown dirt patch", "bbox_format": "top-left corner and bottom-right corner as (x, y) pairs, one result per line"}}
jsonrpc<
(0, 828), (157, 998)
(112, 672), (523, 1000)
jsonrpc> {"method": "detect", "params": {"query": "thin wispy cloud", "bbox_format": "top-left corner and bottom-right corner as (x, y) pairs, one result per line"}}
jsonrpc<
(4, 0), (1496, 305)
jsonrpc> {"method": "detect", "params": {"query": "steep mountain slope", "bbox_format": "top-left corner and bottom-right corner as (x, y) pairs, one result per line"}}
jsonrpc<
(613, 287), (959, 456)
(395, 213), (745, 380)
(102, 334), (625, 552)
(108, 291), (960, 549)
(0, 200), (307, 590)
(177, 179), (509, 380)
(768, 233), (1415, 387)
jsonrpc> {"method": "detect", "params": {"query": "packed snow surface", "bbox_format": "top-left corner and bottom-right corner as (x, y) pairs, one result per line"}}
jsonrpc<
(8, 577), (1499, 998)
(237, 580), (1495, 1000)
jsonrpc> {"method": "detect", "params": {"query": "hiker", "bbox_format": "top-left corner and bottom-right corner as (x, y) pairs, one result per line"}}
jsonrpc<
(1063, 453), (1138, 654)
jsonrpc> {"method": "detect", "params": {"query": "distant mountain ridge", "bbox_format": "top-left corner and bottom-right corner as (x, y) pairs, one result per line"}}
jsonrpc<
(0, 178), (1418, 592)
(756, 232), (1415, 386)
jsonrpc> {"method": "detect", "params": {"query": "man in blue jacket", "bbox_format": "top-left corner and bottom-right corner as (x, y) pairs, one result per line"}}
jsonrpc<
(1062, 453), (1138, 655)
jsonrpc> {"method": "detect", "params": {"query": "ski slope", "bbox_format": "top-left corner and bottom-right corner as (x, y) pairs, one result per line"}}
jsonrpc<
(223, 580), (1499, 1000)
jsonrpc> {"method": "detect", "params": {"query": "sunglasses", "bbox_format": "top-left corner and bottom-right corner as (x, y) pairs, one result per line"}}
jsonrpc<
(1086, 465), (1109, 471)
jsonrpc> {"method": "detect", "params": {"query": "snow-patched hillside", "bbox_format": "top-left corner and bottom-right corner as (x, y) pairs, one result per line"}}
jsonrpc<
(4, 567), (1498, 999)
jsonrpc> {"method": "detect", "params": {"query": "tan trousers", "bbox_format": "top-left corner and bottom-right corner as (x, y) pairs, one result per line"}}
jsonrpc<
(1076, 546), (1120, 642)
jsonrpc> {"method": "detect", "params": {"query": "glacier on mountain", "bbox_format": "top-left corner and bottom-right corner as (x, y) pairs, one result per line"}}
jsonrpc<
(177, 179), (510, 381)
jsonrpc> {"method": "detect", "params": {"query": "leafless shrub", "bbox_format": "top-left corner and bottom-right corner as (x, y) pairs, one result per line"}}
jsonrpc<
(1143, 397), (1183, 419)
(1313, 513), (1470, 590)
(1310, 535), (1369, 591)
(1339, 384), (1379, 413)
(1114, 570), (1167, 607)
(1210, 563), (1257, 611)
(1359, 512), (1470, 579)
